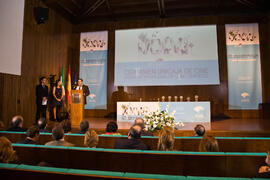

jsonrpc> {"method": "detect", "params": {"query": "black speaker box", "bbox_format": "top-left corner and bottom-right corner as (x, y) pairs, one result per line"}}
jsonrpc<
(34, 7), (49, 24)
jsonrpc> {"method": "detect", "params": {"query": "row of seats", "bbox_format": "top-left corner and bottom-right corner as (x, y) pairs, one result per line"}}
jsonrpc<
(93, 129), (270, 137)
(12, 143), (266, 177)
(1, 163), (266, 180)
(2, 131), (270, 152)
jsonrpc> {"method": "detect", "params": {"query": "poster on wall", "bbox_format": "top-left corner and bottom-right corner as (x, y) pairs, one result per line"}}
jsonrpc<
(225, 23), (262, 109)
(80, 31), (108, 109)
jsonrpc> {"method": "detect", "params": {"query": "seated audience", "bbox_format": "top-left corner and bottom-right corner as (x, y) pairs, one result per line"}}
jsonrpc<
(17, 125), (40, 144)
(37, 117), (49, 133)
(105, 121), (121, 135)
(7, 115), (27, 132)
(84, 129), (99, 148)
(258, 151), (270, 177)
(0, 137), (18, 163)
(45, 125), (74, 147)
(199, 135), (219, 152)
(114, 124), (149, 150)
(78, 120), (89, 134)
(60, 119), (72, 133)
(194, 124), (205, 136)
(134, 117), (153, 136)
(157, 126), (175, 151)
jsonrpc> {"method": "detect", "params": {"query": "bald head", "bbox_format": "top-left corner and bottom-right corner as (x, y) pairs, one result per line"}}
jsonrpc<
(11, 115), (23, 128)
(128, 124), (142, 139)
(135, 117), (144, 129)
(194, 124), (205, 136)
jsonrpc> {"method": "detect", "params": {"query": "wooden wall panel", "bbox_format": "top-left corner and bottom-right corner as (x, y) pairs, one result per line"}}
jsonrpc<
(0, 0), (76, 128)
(74, 14), (270, 119)
(18, 0), (77, 127)
(261, 12), (270, 103)
(0, 73), (21, 128)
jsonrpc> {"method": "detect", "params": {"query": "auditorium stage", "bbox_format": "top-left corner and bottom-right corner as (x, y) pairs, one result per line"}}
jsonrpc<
(82, 117), (270, 131)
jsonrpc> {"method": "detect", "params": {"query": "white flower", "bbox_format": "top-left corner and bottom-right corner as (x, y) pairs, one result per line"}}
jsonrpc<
(142, 103), (185, 132)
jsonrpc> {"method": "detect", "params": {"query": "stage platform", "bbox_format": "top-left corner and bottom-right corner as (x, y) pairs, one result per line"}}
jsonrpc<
(83, 117), (270, 131)
(47, 117), (270, 136)
(92, 117), (270, 137)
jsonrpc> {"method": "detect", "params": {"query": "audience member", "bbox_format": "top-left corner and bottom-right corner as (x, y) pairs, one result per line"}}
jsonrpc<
(194, 124), (205, 137)
(7, 115), (27, 132)
(37, 117), (49, 133)
(105, 121), (121, 135)
(84, 129), (99, 148)
(199, 135), (219, 152)
(0, 137), (18, 163)
(258, 151), (270, 177)
(157, 126), (175, 151)
(78, 120), (89, 134)
(114, 124), (149, 150)
(60, 119), (72, 133)
(45, 125), (74, 147)
(134, 117), (153, 136)
(17, 125), (40, 144)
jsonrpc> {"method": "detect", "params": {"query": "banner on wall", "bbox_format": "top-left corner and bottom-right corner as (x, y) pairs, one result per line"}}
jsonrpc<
(80, 31), (108, 109)
(117, 102), (211, 130)
(225, 23), (262, 109)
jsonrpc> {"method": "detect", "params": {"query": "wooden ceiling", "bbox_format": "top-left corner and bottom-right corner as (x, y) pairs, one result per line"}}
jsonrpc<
(42, 0), (270, 24)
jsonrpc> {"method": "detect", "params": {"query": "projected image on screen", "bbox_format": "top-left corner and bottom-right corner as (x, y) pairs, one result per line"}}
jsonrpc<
(115, 25), (220, 86)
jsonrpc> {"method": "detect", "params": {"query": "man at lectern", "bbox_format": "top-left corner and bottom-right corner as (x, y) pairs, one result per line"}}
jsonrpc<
(73, 78), (90, 105)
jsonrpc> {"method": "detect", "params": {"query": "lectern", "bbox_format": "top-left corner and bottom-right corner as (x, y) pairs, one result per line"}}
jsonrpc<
(71, 90), (84, 128)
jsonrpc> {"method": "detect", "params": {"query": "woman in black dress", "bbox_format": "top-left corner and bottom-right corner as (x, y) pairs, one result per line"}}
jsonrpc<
(52, 80), (65, 121)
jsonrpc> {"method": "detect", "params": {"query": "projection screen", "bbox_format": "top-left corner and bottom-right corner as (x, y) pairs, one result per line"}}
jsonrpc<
(115, 25), (220, 86)
(0, 0), (25, 75)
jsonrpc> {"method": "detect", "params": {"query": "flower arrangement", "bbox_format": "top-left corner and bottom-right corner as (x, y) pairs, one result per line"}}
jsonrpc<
(143, 103), (181, 132)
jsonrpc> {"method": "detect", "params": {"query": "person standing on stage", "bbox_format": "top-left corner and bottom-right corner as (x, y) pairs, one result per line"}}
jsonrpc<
(36, 77), (48, 121)
(52, 80), (65, 121)
(74, 78), (90, 105)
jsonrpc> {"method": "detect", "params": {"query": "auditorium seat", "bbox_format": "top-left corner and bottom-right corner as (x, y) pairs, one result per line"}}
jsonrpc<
(2, 131), (270, 152)
(0, 163), (263, 179)
(11, 144), (266, 177)
(0, 163), (184, 179)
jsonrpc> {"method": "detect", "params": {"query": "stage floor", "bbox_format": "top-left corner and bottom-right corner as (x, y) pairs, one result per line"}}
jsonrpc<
(83, 117), (270, 131)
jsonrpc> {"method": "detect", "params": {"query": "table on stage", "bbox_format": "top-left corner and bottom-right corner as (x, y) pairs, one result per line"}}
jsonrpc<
(117, 101), (211, 130)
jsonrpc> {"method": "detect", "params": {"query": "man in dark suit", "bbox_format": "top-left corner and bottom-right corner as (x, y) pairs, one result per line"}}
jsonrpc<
(36, 77), (48, 121)
(7, 115), (27, 132)
(17, 125), (39, 144)
(37, 117), (50, 133)
(74, 78), (90, 105)
(135, 117), (153, 136)
(114, 124), (149, 150)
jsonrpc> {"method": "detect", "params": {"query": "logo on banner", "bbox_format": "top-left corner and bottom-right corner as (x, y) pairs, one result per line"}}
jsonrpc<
(193, 106), (205, 119)
(82, 38), (106, 51)
(228, 30), (257, 46)
(89, 93), (96, 103)
(194, 106), (204, 113)
(241, 92), (250, 103)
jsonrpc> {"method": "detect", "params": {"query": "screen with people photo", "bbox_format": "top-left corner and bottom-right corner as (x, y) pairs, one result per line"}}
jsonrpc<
(115, 25), (220, 86)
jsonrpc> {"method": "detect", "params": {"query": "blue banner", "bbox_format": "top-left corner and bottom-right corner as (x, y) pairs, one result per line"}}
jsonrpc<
(226, 23), (262, 109)
(80, 31), (108, 109)
(117, 102), (211, 130)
